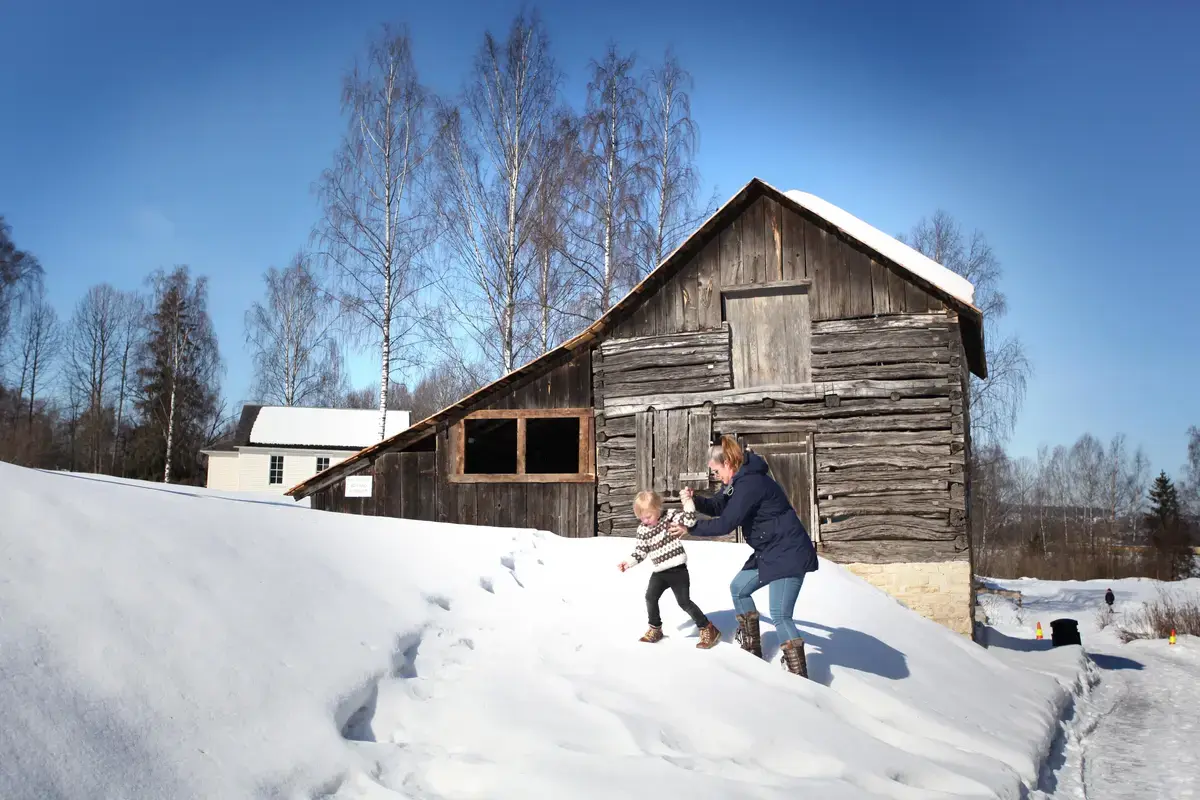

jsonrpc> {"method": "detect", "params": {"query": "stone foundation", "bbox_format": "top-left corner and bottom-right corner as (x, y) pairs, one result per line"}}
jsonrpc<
(844, 560), (975, 638)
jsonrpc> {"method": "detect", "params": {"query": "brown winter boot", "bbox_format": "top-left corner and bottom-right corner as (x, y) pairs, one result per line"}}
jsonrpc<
(780, 638), (809, 679)
(735, 612), (763, 658)
(639, 625), (664, 643)
(696, 622), (721, 649)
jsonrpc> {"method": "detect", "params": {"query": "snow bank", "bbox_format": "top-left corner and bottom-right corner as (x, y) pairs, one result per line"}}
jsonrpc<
(783, 190), (977, 308)
(249, 406), (411, 449)
(2, 462), (1069, 799)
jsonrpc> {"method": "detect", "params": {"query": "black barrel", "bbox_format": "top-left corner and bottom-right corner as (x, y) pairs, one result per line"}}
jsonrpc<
(1050, 618), (1081, 647)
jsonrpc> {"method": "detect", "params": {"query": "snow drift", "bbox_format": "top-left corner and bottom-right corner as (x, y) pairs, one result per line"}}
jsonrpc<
(1, 463), (1074, 798)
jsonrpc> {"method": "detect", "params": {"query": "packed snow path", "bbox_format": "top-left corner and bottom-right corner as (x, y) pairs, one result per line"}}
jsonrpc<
(981, 580), (1200, 800)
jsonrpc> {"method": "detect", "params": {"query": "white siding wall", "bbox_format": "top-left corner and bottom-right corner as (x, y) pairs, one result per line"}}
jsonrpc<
(283, 455), (318, 489)
(236, 449), (351, 494)
(204, 452), (240, 491)
(238, 451), (275, 493)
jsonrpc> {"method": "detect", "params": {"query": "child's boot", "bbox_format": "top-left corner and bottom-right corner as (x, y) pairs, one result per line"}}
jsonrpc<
(695, 622), (721, 649)
(639, 625), (664, 643)
(780, 637), (809, 678)
(735, 611), (763, 658)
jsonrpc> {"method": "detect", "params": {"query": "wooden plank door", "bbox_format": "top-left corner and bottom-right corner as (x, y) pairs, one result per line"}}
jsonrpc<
(745, 435), (819, 543)
(635, 407), (714, 497)
(724, 285), (812, 388)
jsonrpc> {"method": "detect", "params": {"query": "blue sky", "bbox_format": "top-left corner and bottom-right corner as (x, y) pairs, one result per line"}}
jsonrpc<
(2, 0), (1197, 476)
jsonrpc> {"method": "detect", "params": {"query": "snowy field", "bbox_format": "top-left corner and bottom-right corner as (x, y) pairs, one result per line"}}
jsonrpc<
(0, 461), (1128, 799)
(977, 576), (1200, 799)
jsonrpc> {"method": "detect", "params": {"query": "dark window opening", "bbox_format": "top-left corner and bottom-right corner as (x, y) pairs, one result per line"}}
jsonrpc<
(316, 456), (330, 473)
(404, 434), (436, 453)
(464, 418), (518, 474)
(526, 417), (581, 474)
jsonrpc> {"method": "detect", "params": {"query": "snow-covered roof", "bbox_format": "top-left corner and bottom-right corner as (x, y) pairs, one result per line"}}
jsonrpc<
(248, 406), (411, 449)
(783, 189), (977, 308)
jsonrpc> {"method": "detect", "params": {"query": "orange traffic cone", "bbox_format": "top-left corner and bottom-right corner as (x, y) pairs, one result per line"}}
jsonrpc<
(1169, 629), (1177, 646)
(1036, 622), (1043, 640)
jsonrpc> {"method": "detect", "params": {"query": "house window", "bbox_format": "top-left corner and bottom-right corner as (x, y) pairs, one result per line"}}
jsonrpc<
(269, 455), (284, 484)
(451, 408), (593, 484)
(316, 456), (330, 473)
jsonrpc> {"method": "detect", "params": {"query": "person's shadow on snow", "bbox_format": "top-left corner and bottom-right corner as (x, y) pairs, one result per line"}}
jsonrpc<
(681, 611), (909, 685)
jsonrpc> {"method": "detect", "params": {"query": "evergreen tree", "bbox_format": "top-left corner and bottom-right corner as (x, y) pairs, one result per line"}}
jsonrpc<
(131, 266), (222, 484)
(1144, 471), (1193, 580)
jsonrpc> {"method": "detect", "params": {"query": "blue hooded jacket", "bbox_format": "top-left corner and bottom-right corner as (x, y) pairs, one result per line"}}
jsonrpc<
(689, 451), (819, 584)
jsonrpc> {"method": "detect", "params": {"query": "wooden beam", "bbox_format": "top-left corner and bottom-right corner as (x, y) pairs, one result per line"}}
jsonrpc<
(516, 417), (526, 475)
(462, 407), (591, 419)
(602, 378), (954, 418)
(720, 279), (812, 299)
(447, 472), (596, 484)
(812, 313), (951, 335)
(818, 538), (968, 565)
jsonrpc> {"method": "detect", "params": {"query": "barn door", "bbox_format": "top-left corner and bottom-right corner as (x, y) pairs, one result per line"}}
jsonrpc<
(743, 433), (819, 543)
(723, 284), (811, 387)
(635, 407), (713, 497)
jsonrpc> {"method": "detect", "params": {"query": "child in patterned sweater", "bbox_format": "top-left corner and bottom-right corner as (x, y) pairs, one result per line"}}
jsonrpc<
(618, 490), (722, 648)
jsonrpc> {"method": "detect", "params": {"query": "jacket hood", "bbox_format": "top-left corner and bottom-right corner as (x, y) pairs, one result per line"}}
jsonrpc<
(738, 450), (770, 478)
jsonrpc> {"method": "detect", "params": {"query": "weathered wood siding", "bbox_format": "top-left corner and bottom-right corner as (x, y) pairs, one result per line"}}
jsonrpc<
(313, 351), (597, 538)
(608, 195), (943, 340)
(435, 350), (595, 538)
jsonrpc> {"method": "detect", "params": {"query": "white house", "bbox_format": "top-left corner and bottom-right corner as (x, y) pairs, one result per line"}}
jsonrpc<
(202, 405), (412, 493)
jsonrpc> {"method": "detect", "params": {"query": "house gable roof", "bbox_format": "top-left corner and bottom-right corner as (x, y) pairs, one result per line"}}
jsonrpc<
(248, 406), (411, 449)
(287, 177), (986, 499)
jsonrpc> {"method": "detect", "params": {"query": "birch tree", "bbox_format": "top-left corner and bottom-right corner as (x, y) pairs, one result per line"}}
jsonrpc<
(111, 290), (146, 475)
(528, 114), (586, 353)
(245, 254), (344, 407)
(433, 11), (564, 374)
(66, 283), (122, 472)
(639, 51), (706, 278)
(317, 25), (436, 441)
(903, 211), (1031, 449)
(0, 216), (44, 357)
(1182, 426), (1200, 516)
(12, 288), (61, 433)
(136, 266), (221, 484)
(565, 45), (648, 316)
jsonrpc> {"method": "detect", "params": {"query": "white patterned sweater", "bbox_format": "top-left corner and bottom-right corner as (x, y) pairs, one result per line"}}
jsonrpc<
(627, 497), (697, 573)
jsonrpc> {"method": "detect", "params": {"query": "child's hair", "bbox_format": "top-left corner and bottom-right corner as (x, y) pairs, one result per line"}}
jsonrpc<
(633, 490), (664, 518)
(708, 435), (744, 473)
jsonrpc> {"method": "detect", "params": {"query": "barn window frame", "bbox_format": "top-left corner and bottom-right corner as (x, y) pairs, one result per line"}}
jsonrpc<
(316, 456), (331, 473)
(448, 408), (595, 484)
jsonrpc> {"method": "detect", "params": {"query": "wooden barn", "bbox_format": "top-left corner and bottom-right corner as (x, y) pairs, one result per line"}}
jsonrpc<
(287, 178), (987, 637)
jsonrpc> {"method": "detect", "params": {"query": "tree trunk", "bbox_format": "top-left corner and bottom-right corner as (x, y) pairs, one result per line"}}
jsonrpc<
(602, 86), (618, 311)
(111, 347), (129, 475)
(164, 335), (178, 484)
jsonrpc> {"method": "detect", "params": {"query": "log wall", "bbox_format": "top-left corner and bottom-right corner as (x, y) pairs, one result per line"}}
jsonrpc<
(595, 313), (968, 565)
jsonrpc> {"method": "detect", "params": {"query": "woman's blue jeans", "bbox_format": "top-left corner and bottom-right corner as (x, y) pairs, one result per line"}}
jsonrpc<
(730, 569), (804, 643)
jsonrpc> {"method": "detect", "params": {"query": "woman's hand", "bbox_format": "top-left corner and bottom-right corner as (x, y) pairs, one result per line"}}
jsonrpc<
(668, 523), (689, 539)
(680, 486), (694, 501)
(617, 561), (629, 572)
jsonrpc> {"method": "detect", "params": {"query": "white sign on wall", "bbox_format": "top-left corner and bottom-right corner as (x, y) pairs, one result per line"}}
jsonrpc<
(345, 475), (373, 498)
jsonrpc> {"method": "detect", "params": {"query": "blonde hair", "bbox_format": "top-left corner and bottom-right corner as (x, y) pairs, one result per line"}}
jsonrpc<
(633, 490), (664, 518)
(708, 435), (744, 473)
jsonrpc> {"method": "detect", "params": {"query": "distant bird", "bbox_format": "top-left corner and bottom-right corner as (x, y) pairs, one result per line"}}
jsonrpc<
(1105, 588), (1115, 608)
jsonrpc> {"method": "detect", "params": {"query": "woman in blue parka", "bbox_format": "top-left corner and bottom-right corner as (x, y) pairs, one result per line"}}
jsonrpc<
(670, 435), (819, 678)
